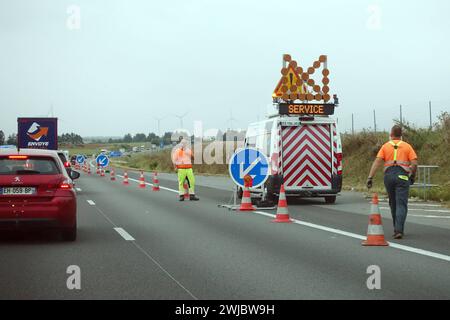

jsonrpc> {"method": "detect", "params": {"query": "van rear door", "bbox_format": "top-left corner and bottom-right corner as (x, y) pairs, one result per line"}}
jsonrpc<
(280, 123), (333, 190)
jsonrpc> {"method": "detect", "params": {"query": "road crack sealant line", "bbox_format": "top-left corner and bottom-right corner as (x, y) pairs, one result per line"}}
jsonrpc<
(77, 186), (198, 300)
(89, 161), (450, 263)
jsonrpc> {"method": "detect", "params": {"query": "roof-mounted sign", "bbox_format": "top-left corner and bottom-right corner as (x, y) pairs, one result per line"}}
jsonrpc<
(272, 54), (334, 103)
(278, 103), (335, 116)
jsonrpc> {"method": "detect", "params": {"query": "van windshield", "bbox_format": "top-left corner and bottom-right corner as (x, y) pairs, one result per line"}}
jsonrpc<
(0, 157), (61, 175)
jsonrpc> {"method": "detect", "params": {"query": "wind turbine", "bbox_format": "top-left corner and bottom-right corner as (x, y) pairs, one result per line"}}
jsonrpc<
(173, 111), (189, 129)
(227, 109), (237, 131)
(154, 116), (167, 136)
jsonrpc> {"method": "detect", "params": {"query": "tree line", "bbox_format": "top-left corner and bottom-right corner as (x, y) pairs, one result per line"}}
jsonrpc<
(0, 131), (17, 145)
(107, 132), (173, 145)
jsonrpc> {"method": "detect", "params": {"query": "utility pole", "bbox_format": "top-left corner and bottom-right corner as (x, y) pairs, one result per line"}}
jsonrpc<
(351, 113), (354, 135)
(373, 109), (377, 132)
(429, 100), (432, 130)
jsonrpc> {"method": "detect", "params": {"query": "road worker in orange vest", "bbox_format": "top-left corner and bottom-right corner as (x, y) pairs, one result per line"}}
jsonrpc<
(172, 138), (199, 201)
(366, 125), (418, 239)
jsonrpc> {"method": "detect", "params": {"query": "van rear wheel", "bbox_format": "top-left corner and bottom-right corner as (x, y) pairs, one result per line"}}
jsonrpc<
(324, 196), (336, 204)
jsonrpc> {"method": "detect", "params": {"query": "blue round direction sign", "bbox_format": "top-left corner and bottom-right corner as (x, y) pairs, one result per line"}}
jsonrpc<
(96, 154), (109, 167)
(76, 155), (86, 164)
(229, 148), (269, 188)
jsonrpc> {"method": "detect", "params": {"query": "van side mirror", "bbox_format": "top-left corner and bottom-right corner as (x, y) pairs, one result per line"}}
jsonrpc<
(70, 170), (81, 180)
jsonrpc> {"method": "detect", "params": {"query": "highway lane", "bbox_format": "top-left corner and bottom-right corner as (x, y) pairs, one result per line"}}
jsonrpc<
(123, 169), (450, 255)
(0, 166), (449, 299)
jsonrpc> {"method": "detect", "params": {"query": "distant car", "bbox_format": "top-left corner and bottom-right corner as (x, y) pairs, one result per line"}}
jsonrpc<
(0, 149), (80, 241)
(57, 150), (72, 176)
(70, 155), (77, 165)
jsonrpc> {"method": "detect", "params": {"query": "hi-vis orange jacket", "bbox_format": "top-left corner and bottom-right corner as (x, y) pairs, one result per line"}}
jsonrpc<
(172, 147), (193, 169)
(376, 140), (417, 173)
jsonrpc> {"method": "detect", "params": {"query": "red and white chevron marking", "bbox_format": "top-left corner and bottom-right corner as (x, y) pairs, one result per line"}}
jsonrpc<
(281, 125), (332, 188)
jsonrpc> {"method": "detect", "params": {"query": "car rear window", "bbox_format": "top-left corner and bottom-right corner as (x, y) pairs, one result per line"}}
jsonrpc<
(0, 156), (61, 175)
(58, 153), (67, 163)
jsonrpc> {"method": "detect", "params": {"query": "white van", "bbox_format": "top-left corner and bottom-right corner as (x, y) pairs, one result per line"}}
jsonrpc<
(242, 114), (343, 204)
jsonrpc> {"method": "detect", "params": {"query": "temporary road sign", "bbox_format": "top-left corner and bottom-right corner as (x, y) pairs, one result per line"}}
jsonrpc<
(96, 154), (110, 167)
(229, 148), (269, 188)
(76, 155), (86, 164)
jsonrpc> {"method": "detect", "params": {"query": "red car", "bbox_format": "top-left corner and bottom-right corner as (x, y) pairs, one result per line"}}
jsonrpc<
(0, 149), (80, 241)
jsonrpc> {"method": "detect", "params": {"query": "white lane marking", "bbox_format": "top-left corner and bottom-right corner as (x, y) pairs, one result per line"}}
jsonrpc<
(253, 211), (450, 263)
(380, 202), (442, 207)
(86, 200), (96, 206)
(113, 171), (450, 262)
(76, 187), (82, 192)
(410, 214), (450, 219)
(380, 207), (450, 213)
(116, 174), (179, 194)
(114, 227), (135, 241)
(93, 205), (197, 299)
(388, 242), (450, 262)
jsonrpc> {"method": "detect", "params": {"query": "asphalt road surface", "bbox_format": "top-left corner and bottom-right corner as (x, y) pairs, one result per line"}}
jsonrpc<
(0, 163), (449, 299)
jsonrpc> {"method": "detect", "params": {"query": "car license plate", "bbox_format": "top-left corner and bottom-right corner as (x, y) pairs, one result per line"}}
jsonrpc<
(0, 187), (36, 195)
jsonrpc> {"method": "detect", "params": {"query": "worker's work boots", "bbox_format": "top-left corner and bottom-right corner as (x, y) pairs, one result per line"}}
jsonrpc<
(190, 194), (199, 201)
(179, 195), (199, 201)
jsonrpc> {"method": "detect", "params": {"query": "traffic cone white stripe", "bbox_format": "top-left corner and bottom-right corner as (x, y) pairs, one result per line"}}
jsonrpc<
(362, 193), (389, 246)
(272, 184), (292, 223)
(367, 225), (384, 234)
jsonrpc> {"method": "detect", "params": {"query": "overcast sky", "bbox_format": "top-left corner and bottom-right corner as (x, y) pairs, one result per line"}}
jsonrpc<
(1, 0), (449, 137)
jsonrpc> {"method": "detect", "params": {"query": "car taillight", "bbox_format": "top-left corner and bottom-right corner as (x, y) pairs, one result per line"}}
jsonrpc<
(8, 155), (28, 160)
(64, 161), (71, 168)
(60, 181), (72, 189)
(335, 153), (343, 175)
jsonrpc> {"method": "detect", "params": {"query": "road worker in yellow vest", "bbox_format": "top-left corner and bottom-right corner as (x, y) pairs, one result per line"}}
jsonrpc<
(172, 138), (199, 201)
(367, 125), (418, 239)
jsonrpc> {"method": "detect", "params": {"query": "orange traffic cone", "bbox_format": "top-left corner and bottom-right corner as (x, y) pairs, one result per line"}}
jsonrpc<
(139, 171), (146, 188)
(152, 171), (160, 191)
(183, 179), (190, 200)
(100, 167), (105, 177)
(239, 176), (255, 211)
(96, 164), (100, 175)
(87, 165), (91, 175)
(272, 184), (292, 223)
(110, 167), (116, 181)
(123, 171), (129, 185)
(362, 193), (389, 246)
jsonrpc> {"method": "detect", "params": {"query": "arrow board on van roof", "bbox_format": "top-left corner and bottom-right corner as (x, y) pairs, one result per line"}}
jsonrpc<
(273, 54), (333, 103)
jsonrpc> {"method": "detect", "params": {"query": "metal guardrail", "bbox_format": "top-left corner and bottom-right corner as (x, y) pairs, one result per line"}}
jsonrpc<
(411, 165), (439, 201)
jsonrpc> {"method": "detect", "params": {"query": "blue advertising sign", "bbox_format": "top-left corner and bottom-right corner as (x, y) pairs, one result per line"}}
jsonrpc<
(96, 154), (109, 167)
(229, 148), (269, 188)
(17, 118), (58, 150)
(76, 155), (86, 164)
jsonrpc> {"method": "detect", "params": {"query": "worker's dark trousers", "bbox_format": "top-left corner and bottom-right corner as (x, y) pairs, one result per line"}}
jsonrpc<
(384, 166), (410, 233)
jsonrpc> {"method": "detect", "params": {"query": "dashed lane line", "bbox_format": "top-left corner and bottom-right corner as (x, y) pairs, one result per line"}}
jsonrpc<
(380, 207), (450, 214)
(114, 227), (136, 241)
(88, 166), (450, 263)
(86, 200), (96, 206)
(79, 191), (198, 300)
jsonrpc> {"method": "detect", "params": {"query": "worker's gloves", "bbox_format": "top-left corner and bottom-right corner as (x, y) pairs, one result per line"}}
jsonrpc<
(409, 174), (416, 185)
(366, 177), (373, 189)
